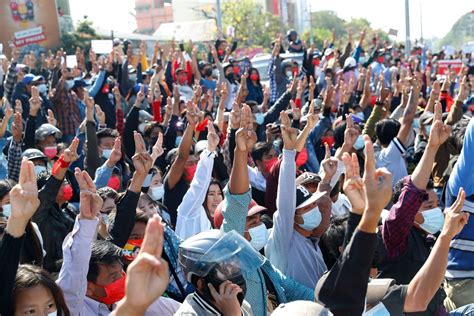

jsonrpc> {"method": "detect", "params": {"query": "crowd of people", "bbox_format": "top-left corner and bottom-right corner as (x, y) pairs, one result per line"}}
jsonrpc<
(0, 26), (473, 315)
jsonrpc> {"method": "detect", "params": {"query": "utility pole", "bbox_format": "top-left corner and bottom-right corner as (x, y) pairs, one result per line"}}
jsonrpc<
(405, 0), (411, 58)
(216, 0), (222, 30)
(419, 0), (423, 43)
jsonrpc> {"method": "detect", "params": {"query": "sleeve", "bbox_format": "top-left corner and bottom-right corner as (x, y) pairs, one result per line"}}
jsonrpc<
(123, 106), (140, 161)
(268, 57), (277, 103)
(116, 107), (125, 136)
(362, 104), (384, 138)
(7, 139), (22, 182)
(85, 121), (101, 178)
(447, 118), (474, 202)
(263, 91), (292, 125)
(266, 149), (296, 271)
(33, 176), (64, 223)
(94, 162), (113, 189)
(221, 188), (252, 236)
(175, 150), (215, 240)
(88, 70), (106, 98)
(56, 218), (99, 316)
(23, 115), (37, 150)
(269, 264), (315, 302)
(163, 115), (178, 152)
(318, 229), (376, 315)
(382, 177), (427, 259)
(3, 60), (18, 101)
(0, 232), (25, 314)
(108, 190), (140, 248)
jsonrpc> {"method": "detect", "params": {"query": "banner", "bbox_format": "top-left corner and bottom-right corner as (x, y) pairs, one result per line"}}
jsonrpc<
(437, 60), (463, 75)
(0, 0), (61, 54)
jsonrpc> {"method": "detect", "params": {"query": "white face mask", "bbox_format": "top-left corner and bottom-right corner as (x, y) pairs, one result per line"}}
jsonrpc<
(418, 207), (445, 234)
(248, 223), (269, 251)
(354, 112), (365, 120)
(101, 213), (110, 226)
(37, 83), (47, 94)
(102, 149), (112, 159)
(149, 185), (165, 201)
(353, 134), (365, 150)
(34, 165), (47, 175)
(1, 204), (11, 218)
(298, 206), (322, 231)
(48, 311), (57, 316)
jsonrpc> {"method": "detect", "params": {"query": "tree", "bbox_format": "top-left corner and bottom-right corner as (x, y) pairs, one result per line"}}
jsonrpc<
(440, 12), (474, 49)
(221, 0), (282, 48)
(60, 19), (101, 54)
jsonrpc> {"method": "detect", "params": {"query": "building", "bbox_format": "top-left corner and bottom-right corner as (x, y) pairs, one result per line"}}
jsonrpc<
(135, 0), (173, 34)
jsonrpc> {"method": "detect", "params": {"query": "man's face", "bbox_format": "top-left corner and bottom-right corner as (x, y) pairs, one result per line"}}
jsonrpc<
(256, 148), (277, 177)
(88, 261), (124, 298)
(99, 137), (115, 151)
(419, 190), (439, 212)
(244, 213), (262, 241)
(38, 135), (57, 149)
(129, 222), (146, 240)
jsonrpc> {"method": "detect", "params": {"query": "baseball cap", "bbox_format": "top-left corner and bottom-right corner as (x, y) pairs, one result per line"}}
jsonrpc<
(324, 48), (334, 57)
(296, 185), (327, 209)
(73, 78), (90, 89)
(296, 172), (321, 187)
(194, 140), (208, 155)
(272, 301), (329, 316)
(23, 74), (44, 85)
(213, 199), (267, 229)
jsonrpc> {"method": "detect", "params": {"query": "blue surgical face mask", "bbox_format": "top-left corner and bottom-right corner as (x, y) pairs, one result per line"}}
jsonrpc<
(425, 124), (432, 135)
(65, 79), (75, 90)
(298, 206), (322, 231)
(149, 185), (165, 201)
(37, 83), (47, 94)
(354, 112), (365, 120)
(419, 207), (444, 234)
(102, 149), (112, 159)
(248, 223), (269, 251)
(413, 118), (420, 130)
(34, 165), (47, 175)
(1, 204), (11, 218)
(175, 136), (183, 148)
(255, 112), (264, 125)
(353, 134), (365, 151)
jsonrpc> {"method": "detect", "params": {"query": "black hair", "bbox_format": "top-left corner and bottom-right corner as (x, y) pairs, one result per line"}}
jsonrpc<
(247, 67), (261, 86)
(375, 119), (401, 146)
(135, 210), (150, 225)
(450, 117), (470, 154)
(320, 215), (348, 267)
(97, 187), (119, 202)
(251, 142), (273, 163)
(12, 264), (70, 316)
(0, 179), (16, 201)
(333, 122), (346, 149)
(96, 128), (119, 142)
(392, 178), (434, 204)
(36, 171), (51, 191)
(203, 179), (224, 219)
(143, 122), (164, 139)
(87, 240), (123, 282)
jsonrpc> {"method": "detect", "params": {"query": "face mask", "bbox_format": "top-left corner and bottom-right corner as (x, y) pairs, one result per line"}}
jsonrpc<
(204, 68), (213, 77)
(425, 124), (432, 135)
(62, 184), (73, 201)
(101, 213), (110, 226)
(178, 76), (188, 85)
(218, 49), (224, 56)
(184, 164), (197, 182)
(296, 148), (308, 167)
(123, 239), (143, 261)
(232, 66), (240, 75)
(65, 79), (75, 90)
(226, 73), (235, 82)
(413, 118), (420, 129)
(1, 204), (11, 218)
(129, 74), (137, 82)
(354, 112), (365, 120)
(248, 223), (269, 251)
(353, 135), (365, 151)
(255, 112), (264, 125)
(48, 312), (57, 316)
(376, 56), (385, 64)
(263, 157), (278, 174)
(298, 206), (322, 231)
(418, 207), (445, 234)
(108, 176), (121, 191)
(250, 74), (259, 81)
(149, 185), (164, 201)
(359, 56), (368, 65)
(312, 58), (320, 66)
(321, 136), (334, 148)
(101, 83), (110, 94)
(43, 146), (58, 159)
(175, 136), (182, 148)
(96, 273), (126, 305)
(34, 165), (47, 175)
(37, 83), (47, 94)
(102, 149), (112, 159)
(285, 70), (293, 78)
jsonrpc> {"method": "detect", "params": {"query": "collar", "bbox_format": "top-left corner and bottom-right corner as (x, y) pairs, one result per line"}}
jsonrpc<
(193, 292), (222, 315)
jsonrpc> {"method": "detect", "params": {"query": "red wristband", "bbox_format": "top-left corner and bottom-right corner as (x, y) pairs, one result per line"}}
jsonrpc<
(51, 154), (70, 176)
(295, 98), (302, 108)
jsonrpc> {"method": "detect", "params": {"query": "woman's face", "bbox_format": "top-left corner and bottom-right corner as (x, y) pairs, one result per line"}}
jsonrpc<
(138, 198), (159, 218)
(206, 184), (223, 218)
(101, 198), (116, 214)
(14, 285), (57, 316)
(150, 172), (163, 188)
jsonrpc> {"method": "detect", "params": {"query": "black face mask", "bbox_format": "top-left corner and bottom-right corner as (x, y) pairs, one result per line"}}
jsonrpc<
(200, 273), (247, 306)
(226, 73), (235, 83)
(204, 68), (213, 77)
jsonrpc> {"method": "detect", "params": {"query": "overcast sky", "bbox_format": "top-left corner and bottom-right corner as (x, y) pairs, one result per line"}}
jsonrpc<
(70, 0), (472, 40)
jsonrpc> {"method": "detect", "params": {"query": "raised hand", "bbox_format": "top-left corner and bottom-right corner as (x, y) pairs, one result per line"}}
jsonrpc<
(235, 104), (257, 152)
(95, 104), (106, 126)
(11, 112), (23, 143)
(15, 99), (23, 114)
(135, 85), (145, 107)
(342, 152), (365, 214)
(290, 100), (301, 121)
(29, 86), (41, 115)
(185, 100), (200, 126)
(343, 114), (359, 148)
(115, 215), (169, 315)
(6, 158), (40, 237)
(428, 102), (451, 147)
(209, 281), (243, 316)
(107, 137), (122, 167)
(151, 133), (164, 163)
(46, 109), (57, 127)
(132, 132), (153, 176)
(206, 121), (219, 152)
(442, 188), (469, 239)
(304, 100), (319, 130)
(63, 138), (79, 163)
(75, 168), (102, 220)
(362, 135), (392, 217)
(280, 111), (298, 150)
(320, 143), (339, 181)
(229, 101), (241, 130)
(84, 92), (95, 121)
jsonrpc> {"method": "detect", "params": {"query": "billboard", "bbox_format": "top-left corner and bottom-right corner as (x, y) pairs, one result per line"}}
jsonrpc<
(0, 0), (61, 54)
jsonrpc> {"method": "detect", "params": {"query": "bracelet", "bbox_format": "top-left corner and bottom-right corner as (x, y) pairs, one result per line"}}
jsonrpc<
(51, 154), (70, 176)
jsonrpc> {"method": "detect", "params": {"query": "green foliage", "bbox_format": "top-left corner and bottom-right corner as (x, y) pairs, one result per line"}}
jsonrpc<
(59, 19), (101, 54)
(440, 12), (474, 49)
(221, 0), (282, 48)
